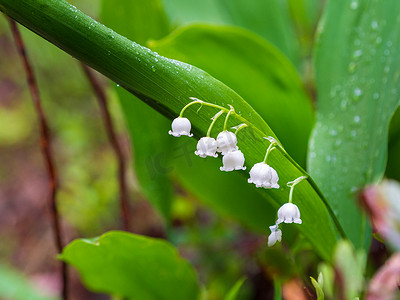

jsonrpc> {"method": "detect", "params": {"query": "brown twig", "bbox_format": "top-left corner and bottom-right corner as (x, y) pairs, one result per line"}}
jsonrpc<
(80, 64), (130, 231)
(8, 18), (68, 299)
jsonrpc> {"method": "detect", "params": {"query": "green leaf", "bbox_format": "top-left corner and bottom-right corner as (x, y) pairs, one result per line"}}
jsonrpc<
(162, 0), (299, 64)
(224, 277), (246, 300)
(333, 240), (365, 300)
(150, 24), (313, 166)
(60, 231), (200, 300)
(0, 0), (341, 260)
(100, 0), (173, 219)
(309, 0), (400, 249)
(310, 274), (325, 300)
(0, 264), (57, 300)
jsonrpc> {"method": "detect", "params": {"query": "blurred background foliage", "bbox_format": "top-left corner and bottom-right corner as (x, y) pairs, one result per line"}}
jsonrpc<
(0, 0), (399, 299)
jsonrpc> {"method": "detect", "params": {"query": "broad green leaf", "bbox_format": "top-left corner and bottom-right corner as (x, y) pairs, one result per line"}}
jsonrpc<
(101, 0), (173, 219)
(309, 0), (400, 249)
(224, 277), (246, 300)
(60, 231), (200, 300)
(0, 0), (342, 260)
(0, 264), (57, 300)
(216, 0), (299, 66)
(150, 24), (313, 166)
(162, 0), (299, 64)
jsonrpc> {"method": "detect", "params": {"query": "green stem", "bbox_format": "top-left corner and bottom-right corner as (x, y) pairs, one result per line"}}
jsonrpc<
(179, 99), (203, 117)
(263, 143), (276, 163)
(223, 105), (235, 131)
(206, 110), (224, 137)
(287, 176), (307, 203)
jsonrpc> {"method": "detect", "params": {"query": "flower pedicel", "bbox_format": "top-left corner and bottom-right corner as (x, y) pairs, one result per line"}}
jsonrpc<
(195, 110), (223, 158)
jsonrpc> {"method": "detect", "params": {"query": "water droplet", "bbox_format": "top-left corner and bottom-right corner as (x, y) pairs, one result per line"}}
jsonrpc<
(371, 20), (378, 30)
(335, 139), (342, 147)
(373, 92), (379, 99)
(384, 66), (390, 73)
(353, 49), (363, 58)
(329, 129), (338, 136)
(353, 87), (362, 100)
(384, 49), (390, 56)
(387, 41), (393, 47)
(310, 152), (316, 159)
(350, 0), (359, 9)
(350, 130), (357, 137)
(376, 37), (382, 44)
(116, 84), (120, 87)
(354, 115), (360, 123)
(326, 155), (332, 162)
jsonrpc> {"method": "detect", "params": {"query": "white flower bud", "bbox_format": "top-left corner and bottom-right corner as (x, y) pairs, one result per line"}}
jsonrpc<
(248, 162), (279, 189)
(267, 225), (282, 247)
(216, 131), (238, 155)
(195, 137), (218, 158)
(277, 203), (302, 224)
(220, 150), (246, 171)
(169, 117), (193, 137)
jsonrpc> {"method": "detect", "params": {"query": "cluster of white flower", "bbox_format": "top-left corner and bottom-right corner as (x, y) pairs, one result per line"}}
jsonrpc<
(169, 98), (307, 247)
(169, 98), (247, 172)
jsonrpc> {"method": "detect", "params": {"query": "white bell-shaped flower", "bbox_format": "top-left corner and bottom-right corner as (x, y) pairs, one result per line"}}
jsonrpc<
(169, 117), (193, 137)
(267, 225), (282, 247)
(277, 203), (302, 224)
(195, 137), (218, 158)
(220, 150), (246, 171)
(216, 131), (238, 155)
(248, 162), (279, 189)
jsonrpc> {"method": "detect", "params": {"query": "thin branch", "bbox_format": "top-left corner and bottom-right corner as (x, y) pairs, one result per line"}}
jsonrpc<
(8, 18), (68, 300)
(80, 63), (130, 231)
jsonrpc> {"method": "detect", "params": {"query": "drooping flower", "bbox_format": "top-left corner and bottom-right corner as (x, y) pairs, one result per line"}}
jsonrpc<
(220, 150), (246, 171)
(267, 224), (282, 247)
(169, 117), (193, 137)
(248, 162), (279, 189)
(216, 131), (238, 155)
(195, 137), (218, 158)
(277, 203), (302, 224)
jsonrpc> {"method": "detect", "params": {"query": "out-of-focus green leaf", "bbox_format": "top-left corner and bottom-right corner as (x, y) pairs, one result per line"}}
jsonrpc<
(101, 0), (169, 45)
(309, 0), (400, 249)
(101, 0), (173, 219)
(217, 0), (299, 66)
(150, 24), (313, 166)
(310, 274), (324, 300)
(0, 264), (57, 300)
(60, 231), (200, 300)
(162, 0), (299, 64)
(224, 277), (246, 300)
(1, 0), (342, 260)
(334, 240), (365, 300)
